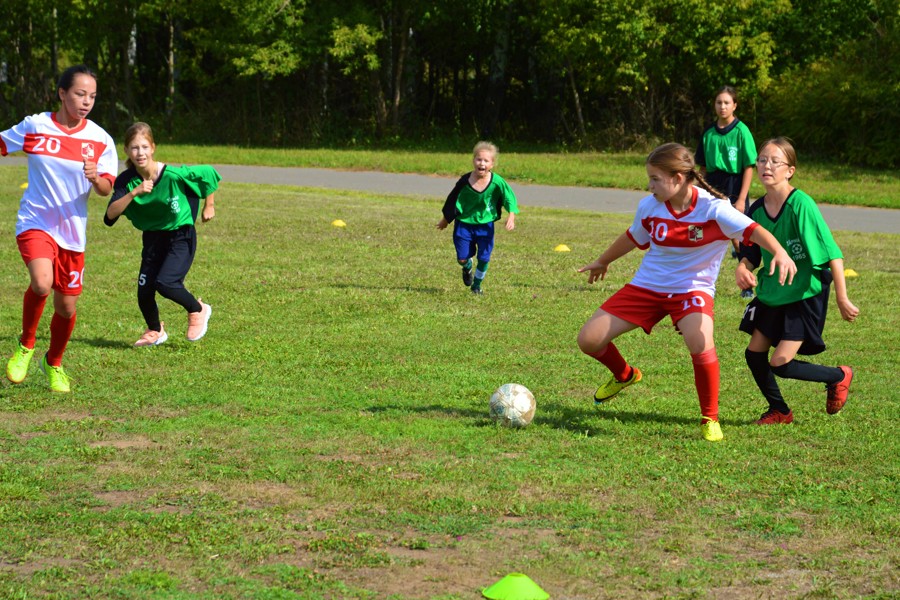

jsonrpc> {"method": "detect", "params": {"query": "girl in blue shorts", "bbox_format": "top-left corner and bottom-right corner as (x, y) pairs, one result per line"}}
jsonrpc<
(577, 143), (796, 442)
(436, 141), (518, 295)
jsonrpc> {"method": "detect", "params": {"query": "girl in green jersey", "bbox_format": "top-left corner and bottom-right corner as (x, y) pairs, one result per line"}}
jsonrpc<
(105, 122), (219, 346)
(736, 137), (859, 424)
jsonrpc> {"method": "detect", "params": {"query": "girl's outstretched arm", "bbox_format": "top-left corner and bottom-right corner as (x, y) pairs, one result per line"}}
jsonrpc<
(578, 232), (637, 284)
(748, 226), (797, 286)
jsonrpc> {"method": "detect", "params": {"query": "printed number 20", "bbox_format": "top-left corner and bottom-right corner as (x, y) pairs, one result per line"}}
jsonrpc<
(68, 269), (84, 289)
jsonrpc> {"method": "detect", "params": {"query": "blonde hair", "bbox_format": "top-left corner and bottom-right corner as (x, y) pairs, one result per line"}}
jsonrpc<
(759, 136), (797, 180)
(473, 141), (499, 161)
(647, 142), (729, 201)
(123, 122), (156, 170)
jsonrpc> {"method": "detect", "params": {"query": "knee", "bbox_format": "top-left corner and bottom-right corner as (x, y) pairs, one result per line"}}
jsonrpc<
(770, 361), (791, 377)
(577, 329), (604, 355)
(30, 281), (52, 297)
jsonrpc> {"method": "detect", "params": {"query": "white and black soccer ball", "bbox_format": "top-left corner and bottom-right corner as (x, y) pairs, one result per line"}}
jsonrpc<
(489, 383), (536, 428)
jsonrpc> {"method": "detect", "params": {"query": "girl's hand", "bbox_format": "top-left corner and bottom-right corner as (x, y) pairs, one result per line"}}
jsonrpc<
(736, 262), (757, 290)
(767, 249), (797, 286)
(436, 217), (448, 230)
(83, 160), (99, 184)
(133, 179), (154, 196)
(837, 297), (859, 322)
(578, 259), (609, 284)
(505, 213), (516, 231)
(202, 204), (215, 222)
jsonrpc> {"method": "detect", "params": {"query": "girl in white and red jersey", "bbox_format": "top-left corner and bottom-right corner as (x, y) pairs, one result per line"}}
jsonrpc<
(2, 65), (117, 393)
(577, 143), (796, 441)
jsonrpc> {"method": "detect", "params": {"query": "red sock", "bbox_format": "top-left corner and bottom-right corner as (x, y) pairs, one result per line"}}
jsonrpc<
(47, 312), (76, 367)
(20, 287), (49, 348)
(692, 348), (720, 421)
(589, 343), (631, 382)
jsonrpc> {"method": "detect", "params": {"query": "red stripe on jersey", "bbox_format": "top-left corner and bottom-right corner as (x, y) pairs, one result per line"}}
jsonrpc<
(23, 133), (108, 163)
(51, 112), (88, 135)
(640, 215), (729, 247)
(626, 228), (649, 250)
(742, 222), (759, 245)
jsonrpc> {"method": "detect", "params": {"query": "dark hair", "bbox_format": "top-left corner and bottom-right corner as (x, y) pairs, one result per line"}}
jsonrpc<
(646, 142), (729, 201)
(123, 122), (156, 170)
(715, 85), (738, 103)
(57, 65), (98, 91)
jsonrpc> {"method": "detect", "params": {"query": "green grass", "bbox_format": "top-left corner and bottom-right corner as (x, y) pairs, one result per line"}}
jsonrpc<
(0, 166), (898, 599)
(156, 145), (900, 210)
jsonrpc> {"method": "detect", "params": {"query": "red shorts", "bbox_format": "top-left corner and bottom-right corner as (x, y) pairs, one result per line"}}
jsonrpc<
(16, 229), (85, 296)
(601, 284), (715, 334)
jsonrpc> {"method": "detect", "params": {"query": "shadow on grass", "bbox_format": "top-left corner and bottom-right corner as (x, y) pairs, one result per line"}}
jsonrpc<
(366, 402), (699, 431)
(74, 337), (134, 350)
(329, 283), (444, 294)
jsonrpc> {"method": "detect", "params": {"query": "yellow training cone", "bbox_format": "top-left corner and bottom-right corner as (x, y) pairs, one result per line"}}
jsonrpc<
(20, 183), (28, 189)
(554, 244), (571, 252)
(483, 573), (549, 600)
(331, 219), (346, 228)
(844, 268), (858, 278)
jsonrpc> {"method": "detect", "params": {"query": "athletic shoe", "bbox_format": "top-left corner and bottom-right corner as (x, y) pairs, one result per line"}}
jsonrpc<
(755, 409), (794, 425)
(826, 366), (853, 414)
(186, 300), (212, 341)
(740, 289), (755, 299)
(134, 323), (168, 347)
(462, 265), (474, 287)
(6, 342), (35, 384)
(593, 367), (642, 403)
(40, 355), (71, 393)
(701, 417), (724, 442)
(471, 286), (483, 295)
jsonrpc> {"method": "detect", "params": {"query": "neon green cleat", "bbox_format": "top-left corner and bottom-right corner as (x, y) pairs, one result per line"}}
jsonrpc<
(40, 355), (71, 393)
(593, 367), (642, 404)
(7, 342), (35, 384)
(701, 418), (724, 442)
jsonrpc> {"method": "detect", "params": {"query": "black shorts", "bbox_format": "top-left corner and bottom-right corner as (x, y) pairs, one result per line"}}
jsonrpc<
(140, 226), (197, 289)
(739, 271), (832, 355)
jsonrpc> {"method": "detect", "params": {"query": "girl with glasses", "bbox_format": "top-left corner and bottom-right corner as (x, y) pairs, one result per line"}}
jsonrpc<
(737, 137), (859, 425)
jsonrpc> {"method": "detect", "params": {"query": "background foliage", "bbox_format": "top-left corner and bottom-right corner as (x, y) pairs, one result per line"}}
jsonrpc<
(0, 0), (898, 166)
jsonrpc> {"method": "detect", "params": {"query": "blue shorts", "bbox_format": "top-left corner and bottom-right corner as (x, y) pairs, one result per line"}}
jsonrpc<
(453, 221), (495, 263)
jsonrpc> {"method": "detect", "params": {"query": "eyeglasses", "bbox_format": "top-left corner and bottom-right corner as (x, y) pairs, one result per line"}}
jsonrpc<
(756, 157), (788, 168)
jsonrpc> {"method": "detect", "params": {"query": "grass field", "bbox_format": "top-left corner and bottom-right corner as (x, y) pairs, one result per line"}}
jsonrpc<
(0, 164), (898, 599)
(158, 146), (900, 210)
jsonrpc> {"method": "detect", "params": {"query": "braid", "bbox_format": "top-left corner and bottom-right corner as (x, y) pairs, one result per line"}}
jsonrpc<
(692, 170), (730, 201)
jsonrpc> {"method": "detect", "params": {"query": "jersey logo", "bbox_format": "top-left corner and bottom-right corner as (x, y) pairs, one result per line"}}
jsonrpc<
(688, 225), (704, 242)
(168, 196), (181, 214)
(81, 142), (95, 160)
(728, 146), (738, 161)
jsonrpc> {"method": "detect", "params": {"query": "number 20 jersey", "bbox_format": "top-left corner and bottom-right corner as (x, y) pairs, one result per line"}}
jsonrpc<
(625, 186), (758, 296)
(1, 112), (117, 252)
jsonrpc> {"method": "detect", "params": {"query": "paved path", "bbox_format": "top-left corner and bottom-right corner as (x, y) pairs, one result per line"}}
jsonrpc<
(4, 158), (899, 234)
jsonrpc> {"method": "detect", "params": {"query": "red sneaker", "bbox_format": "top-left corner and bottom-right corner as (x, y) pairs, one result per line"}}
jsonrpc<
(755, 409), (794, 425)
(826, 366), (853, 414)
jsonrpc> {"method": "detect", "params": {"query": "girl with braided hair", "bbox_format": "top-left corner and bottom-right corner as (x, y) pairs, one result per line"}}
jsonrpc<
(577, 143), (796, 441)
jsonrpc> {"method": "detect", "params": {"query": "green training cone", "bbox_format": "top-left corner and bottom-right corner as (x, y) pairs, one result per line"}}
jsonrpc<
(482, 573), (549, 600)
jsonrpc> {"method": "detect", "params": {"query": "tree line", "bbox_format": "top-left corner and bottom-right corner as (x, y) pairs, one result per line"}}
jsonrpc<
(1, 0), (897, 167)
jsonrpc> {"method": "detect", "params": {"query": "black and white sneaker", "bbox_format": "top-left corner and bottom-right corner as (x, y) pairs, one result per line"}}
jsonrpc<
(462, 265), (475, 287)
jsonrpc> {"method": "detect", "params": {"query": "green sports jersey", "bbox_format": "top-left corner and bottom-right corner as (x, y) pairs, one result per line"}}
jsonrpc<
(747, 189), (843, 307)
(695, 118), (756, 175)
(441, 172), (519, 225)
(109, 164), (221, 231)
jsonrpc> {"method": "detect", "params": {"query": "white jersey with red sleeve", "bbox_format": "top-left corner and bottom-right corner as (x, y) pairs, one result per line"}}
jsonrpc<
(625, 186), (759, 296)
(1, 112), (117, 252)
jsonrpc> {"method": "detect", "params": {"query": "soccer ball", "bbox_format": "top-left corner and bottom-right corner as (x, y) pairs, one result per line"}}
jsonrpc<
(489, 383), (536, 428)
